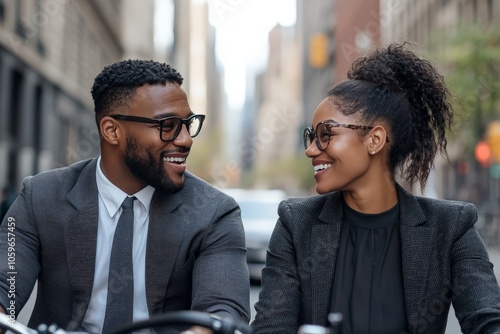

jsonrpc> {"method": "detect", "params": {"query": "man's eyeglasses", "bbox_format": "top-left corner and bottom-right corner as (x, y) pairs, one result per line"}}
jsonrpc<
(110, 114), (206, 142)
(303, 121), (389, 151)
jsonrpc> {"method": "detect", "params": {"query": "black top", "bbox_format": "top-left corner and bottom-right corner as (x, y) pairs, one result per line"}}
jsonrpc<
(330, 201), (407, 334)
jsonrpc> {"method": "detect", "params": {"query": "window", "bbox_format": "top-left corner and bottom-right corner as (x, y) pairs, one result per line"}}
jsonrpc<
(7, 149), (19, 193)
(14, 1), (28, 39)
(9, 70), (23, 141)
(33, 84), (43, 174)
(35, 0), (45, 56)
(488, 0), (493, 22)
(458, 2), (463, 24)
(0, 1), (5, 24)
(473, 0), (478, 23)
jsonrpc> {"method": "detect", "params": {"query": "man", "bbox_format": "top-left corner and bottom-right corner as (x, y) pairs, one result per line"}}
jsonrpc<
(0, 60), (250, 333)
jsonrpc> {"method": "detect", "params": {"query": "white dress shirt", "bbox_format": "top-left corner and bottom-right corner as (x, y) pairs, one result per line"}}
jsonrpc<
(81, 156), (155, 333)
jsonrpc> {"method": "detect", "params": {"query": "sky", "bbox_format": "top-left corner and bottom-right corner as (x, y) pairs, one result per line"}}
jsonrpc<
(209, 0), (297, 108)
(154, 0), (297, 109)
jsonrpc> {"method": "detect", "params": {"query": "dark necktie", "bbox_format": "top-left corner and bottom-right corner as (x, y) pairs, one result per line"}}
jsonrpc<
(102, 196), (135, 333)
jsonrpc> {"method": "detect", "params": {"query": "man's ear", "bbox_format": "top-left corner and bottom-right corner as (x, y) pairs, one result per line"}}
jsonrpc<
(367, 125), (389, 155)
(100, 116), (121, 145)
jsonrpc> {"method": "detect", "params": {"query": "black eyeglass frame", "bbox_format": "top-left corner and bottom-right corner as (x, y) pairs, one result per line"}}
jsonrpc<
(303, 120), (390, 151)
(110, 114), (206, 142)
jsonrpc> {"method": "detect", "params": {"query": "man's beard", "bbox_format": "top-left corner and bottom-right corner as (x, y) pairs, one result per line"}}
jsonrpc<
(124, 135), (185, 193)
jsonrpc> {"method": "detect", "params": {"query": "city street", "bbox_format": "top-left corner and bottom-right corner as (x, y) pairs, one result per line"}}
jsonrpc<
(1, 1), (499, 334)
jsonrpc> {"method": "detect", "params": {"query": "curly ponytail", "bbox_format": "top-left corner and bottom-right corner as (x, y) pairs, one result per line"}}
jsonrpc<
(327, 43), (454, 190)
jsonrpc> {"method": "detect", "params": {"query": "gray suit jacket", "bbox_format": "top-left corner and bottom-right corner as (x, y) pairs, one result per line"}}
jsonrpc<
(0, 158), (250, 331)
(252, 185), (500, 334)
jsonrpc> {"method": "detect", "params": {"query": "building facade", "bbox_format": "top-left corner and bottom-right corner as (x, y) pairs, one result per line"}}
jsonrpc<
(333, 0), (380, 83)
(0, 0), (156, 192)
(380, 0), (500, 200)
(251, 24), (304, 191)
(381, 0), (499, 45)
(297, 0), (335, 125)
(170, 0), (226, 184)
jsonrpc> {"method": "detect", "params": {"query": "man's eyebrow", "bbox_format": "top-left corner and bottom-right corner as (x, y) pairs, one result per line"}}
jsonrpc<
(153, 111), (195, 119)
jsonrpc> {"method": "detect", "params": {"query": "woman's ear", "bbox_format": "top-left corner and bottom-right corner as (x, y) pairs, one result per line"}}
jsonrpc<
(100, 116), (121, 145)
(367, 125), (389, 156)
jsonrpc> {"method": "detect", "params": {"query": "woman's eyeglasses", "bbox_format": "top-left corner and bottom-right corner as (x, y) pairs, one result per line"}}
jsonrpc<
(110, 114), (205, 142)
(303, 121), (388, 151)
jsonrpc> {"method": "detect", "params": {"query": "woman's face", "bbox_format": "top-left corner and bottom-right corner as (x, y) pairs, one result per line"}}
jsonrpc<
(305, 98), (374, 194)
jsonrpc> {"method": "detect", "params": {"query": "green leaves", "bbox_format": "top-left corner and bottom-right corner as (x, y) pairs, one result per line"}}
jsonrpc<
(427, 24), (500, 155)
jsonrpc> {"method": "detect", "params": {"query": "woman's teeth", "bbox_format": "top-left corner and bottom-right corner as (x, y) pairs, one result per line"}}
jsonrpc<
(314, 164), (332, 172)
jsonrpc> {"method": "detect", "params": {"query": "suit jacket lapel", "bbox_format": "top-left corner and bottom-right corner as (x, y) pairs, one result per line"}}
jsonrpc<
(311, 192), (343, 325)
(65, 158), (99, 330)
(309, 186), (436, 331)
(397, 185), (435, 334)
(64, 158), (185, 324)
(145, 189), (183, 315)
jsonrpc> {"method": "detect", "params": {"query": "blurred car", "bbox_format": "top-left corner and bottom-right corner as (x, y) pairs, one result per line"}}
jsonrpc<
(220, 188), (287, 282)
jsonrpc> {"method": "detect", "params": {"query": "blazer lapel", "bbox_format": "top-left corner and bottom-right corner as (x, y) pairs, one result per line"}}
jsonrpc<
(65, 158), (99, 330)
(397, 185), (436, 334)
(145, 190), (183, 315)
(311, 192), (343, 325)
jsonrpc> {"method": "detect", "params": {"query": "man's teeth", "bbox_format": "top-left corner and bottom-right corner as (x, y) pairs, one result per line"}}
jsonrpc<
(164, 157), (186, 164)
(314, 164), (332, 172)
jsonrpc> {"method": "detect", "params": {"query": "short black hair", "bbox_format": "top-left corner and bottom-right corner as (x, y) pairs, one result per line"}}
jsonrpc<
(91, 59), (184, 123)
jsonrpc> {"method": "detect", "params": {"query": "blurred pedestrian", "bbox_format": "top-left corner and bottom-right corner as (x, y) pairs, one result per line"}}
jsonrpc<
(0, 59), (250, 334)
(252, 43), (500, 334)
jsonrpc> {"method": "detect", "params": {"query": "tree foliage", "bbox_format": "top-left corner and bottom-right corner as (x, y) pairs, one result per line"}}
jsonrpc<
(427, 24), (500, 156)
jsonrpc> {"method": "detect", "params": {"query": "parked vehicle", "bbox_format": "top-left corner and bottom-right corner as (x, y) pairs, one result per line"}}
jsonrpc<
(220, 188), (286, 282)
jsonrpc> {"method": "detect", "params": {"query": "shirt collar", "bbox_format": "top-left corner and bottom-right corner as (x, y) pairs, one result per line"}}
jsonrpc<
(96, 156), (155, 218)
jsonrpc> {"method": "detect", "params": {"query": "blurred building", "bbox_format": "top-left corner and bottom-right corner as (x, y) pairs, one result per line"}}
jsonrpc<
(121, 0), (156, 61)
(297, 0), (335, 124)
(0, 0), (156, 192)
(380, 0), (500, 199)
(333, 0), (380, 83)
(170, 0), (222, 131)
(243, 0), (384, 190)
(297, 0), (382, 130)
(169, 0), (226, 183)
(251, 24), (303, 190)
(381, 0), (499, 45)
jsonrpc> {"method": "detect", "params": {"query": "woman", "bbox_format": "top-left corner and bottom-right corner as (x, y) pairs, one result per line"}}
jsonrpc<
(252, 43), (500, 334)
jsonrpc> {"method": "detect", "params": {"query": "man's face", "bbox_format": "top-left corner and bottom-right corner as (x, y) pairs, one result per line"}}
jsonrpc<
(121, 83), (194, 192)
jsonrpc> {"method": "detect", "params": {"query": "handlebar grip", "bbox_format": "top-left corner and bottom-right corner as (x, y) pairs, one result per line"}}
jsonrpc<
(297, 325), (329, 334)
(0, 313), (36, 334)
(297, 312), (343, 334)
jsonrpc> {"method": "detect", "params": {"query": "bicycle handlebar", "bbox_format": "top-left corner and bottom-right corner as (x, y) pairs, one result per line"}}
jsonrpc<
(110, 311), (252, 334)
(297, 313), (343, 334)
(0, 311), (252, 334)
(0, 313), (36, 334)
